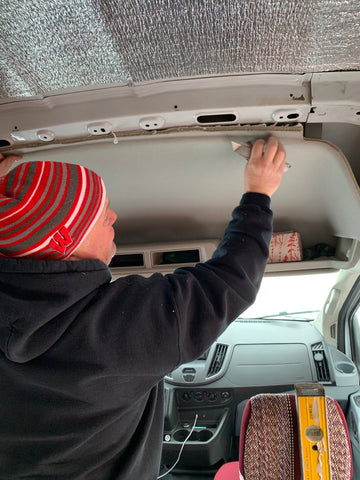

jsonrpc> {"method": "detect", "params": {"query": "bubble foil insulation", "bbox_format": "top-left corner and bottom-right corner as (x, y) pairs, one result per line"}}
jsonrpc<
(1, 0), (359, 98)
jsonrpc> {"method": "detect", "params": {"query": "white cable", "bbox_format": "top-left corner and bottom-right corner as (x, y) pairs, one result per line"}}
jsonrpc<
(111, 131), (118, 145)
(157, 413), (199, 479)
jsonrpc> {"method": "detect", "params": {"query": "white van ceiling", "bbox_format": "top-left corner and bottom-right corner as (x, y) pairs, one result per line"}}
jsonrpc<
(1, 0), (360, 98)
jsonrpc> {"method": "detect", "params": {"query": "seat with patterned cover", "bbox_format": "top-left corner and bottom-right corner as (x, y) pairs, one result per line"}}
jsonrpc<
(214, 393), (352, 480)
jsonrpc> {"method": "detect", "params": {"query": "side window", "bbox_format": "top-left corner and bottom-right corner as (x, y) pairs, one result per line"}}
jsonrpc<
(351, 306), (360, 372)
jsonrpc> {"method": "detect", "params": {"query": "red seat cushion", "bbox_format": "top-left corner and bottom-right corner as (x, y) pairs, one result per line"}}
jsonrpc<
(214, 461), (239, 480)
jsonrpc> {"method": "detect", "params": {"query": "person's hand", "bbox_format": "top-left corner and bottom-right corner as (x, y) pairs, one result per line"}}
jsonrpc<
(0, 153), (22, 177)
(244, 136), (286, 197)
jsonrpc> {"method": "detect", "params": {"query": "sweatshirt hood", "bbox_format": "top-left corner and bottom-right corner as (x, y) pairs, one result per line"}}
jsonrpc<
(0, 257), (111, 363)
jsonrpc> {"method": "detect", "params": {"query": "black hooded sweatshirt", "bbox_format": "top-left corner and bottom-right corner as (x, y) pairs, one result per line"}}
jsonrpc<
(0, 193), (272, 479)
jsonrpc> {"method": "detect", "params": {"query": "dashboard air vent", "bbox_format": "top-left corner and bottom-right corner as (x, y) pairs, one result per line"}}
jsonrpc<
(311, 343), (331, 383)
(207, 344), (228, 377)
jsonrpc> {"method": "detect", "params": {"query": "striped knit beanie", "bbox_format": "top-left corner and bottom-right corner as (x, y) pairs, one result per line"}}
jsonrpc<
(0, 161), (106, 260)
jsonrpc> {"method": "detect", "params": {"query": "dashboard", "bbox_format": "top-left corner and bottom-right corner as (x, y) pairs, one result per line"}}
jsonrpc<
(161, 319), (359, 472)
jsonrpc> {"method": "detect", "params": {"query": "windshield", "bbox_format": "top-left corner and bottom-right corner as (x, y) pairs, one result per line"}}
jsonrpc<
(240, 271), (339, 321)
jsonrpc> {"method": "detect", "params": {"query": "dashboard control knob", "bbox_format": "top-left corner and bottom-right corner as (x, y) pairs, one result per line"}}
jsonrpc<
(194, 391), (204, 401)
(221, 391), (230, 399)
(183, 392), (192, 401)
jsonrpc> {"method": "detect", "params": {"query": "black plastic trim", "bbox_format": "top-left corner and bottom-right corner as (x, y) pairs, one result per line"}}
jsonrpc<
(338, 274), (360, 354)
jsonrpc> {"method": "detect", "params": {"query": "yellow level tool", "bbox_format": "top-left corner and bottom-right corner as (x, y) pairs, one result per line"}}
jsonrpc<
(295, 383), (331, 480)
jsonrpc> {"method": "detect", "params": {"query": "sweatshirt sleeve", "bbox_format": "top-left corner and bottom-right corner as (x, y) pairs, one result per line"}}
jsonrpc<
(96, 192), (272, 377)
(165, 192), (273, 366)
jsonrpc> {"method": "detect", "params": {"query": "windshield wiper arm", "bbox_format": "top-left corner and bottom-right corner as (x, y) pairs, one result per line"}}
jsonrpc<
(256, 310), (320, 320)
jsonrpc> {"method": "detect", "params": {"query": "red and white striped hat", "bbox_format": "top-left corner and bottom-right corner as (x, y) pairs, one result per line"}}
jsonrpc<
(0, 161), (106, 260)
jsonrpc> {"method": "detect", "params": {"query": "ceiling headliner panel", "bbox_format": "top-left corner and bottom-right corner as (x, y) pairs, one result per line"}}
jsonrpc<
(1, 0), (359, 98)
(18, 127), (360, 248)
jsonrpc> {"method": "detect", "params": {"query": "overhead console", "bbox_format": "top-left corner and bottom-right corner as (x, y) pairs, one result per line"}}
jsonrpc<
(5, 122), (360, 277)
(3, 86), (360, 280)
(110, 236), (360, 280)
(99, 124), (360, 278)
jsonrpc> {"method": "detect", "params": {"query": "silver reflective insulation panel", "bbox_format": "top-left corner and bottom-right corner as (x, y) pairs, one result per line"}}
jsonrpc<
(1, 0), (359, 98)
